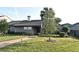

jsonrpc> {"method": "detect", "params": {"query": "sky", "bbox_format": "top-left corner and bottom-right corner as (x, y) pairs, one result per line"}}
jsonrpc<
(0, 7), (43, 21)
(0, 0), (79, 24)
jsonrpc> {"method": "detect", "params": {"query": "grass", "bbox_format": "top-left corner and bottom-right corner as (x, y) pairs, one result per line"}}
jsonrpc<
(0, 34), (23, 42)
(0, 37), (79, 52)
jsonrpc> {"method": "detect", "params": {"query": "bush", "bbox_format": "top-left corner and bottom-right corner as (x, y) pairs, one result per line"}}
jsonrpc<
(38, 33), (59, 37)
(8, 31), (25, 35)
(59, 32), (65, 37)
(54, 31), (60, 34)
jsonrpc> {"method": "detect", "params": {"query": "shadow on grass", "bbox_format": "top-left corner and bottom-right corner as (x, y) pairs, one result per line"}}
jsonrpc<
(71, 36), (79, 40)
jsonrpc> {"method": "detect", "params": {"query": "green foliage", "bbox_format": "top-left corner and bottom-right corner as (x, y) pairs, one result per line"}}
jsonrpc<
(61, 26), (69, 33)
(59, 25), (70, 37)
(61, 23), (71, 33)
(8, 32), (32, 35)
(0, 19), (8, 34)
(40, 7), (61, 34)
(55, 17), (61, 23)
(38, 33), (59, 37)
(59, 32), (65, 37)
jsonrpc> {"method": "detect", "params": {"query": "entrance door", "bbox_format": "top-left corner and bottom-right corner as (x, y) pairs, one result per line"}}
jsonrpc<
(33, 26), (41, 35)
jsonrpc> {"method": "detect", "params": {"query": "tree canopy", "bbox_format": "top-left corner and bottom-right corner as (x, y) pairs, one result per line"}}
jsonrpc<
(61, 26), (69, 33)
(0, 19), (8, 34)
(40, 7), (61, 34)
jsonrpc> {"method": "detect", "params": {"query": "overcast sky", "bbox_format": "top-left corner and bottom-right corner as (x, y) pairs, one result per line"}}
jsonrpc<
(0, 0), (79, 24)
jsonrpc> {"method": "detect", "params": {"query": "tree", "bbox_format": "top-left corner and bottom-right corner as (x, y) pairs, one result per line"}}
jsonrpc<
(40, 7), (61, 34)
(54, 17), (62, 33)
(61, 26), (69, 36)
(0, 19), (8, 34)
(55, 17), (61, 23)
(40, 7), (61, 41)
(61, 23), (71, 33)
(62, 26), (69, 33)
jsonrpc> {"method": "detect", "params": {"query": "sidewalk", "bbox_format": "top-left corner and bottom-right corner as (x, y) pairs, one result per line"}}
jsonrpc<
(0, 36), (32, 48)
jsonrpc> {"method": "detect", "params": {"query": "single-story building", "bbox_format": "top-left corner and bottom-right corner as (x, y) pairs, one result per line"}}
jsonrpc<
(70, 23), (79, 36)
(8, 20), (42, 35)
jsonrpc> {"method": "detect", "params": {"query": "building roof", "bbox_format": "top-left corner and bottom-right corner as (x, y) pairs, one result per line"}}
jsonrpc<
(9, 20), (42, 27)
(70, 23), (79, 30)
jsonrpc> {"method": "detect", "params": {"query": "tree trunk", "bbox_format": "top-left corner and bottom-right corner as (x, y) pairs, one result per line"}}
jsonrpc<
(49, 36), (51, 41)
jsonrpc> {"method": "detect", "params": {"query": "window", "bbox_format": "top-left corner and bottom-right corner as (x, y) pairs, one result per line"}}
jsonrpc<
(24, 27), (32, 30)
(28, 27), (32, 30)
(24, 27), (28, 30)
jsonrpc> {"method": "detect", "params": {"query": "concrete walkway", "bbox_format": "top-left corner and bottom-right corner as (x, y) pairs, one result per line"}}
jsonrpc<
(0, 36), (32, 48)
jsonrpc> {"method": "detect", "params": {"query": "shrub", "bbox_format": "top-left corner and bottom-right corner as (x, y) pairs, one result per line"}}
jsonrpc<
(54, 31), (60, 34)
(38, 33), (58, 37)
(59, 32), (65, 37)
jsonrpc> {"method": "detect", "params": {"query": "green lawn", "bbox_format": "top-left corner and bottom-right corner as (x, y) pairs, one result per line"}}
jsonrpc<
(0, 35), (23, 42)
(0, 37), (79, 52)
